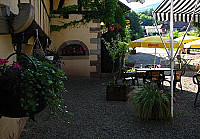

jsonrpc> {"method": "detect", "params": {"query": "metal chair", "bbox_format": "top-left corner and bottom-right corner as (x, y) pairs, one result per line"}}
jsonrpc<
(193, 74), (200, 105)
(122, 67), (138, 85)
(143, 70), (165, 88)
(164, 69), (185, 92)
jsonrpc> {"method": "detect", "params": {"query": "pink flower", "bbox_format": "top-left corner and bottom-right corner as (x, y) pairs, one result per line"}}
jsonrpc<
(130, 85), (135, 89)
(0, 59), (9, 65)
(178, 83), (182, 88)
(127, 93), (132, 98)
(12, 62), (22, 69)
(102, 83), (105, 86)
(178, 96), (181, 98)
(159, 90), (164, 93)
(157, 64), (162, 68)
(177, 104), (181, 107)
(117, 80), (123, 84)
(173, 97), (176, 101)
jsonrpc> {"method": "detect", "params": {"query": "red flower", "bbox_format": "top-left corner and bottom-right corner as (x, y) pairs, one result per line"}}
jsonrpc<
(108, 26), (114, 31)
(0, 59), (9, 65)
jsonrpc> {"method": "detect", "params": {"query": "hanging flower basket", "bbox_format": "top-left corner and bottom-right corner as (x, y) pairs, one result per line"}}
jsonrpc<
(0, 52), (67, 120)
(0, 53), (46, 119)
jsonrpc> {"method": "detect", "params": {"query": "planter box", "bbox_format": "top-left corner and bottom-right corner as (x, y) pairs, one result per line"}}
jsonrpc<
(106, 85), (130, 102)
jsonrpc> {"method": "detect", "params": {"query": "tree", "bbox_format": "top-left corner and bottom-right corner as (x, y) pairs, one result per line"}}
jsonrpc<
(127, 11), (144, 40)
(192, 22), (200, 36)
(137, 9), (154, 26)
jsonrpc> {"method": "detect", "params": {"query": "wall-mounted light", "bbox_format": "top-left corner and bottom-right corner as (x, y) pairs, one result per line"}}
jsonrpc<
(125, 19), (130, 24)
(100, 22), (105, 26)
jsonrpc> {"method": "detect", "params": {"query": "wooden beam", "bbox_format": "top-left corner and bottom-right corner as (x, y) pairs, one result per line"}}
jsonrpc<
(57, 0), (64, 10)
(78, 0), (82, 12)
(41, 0), (50, 21)
(50, 0), (53, 11)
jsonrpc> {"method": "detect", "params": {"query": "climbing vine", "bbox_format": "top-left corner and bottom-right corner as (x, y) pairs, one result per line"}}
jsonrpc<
(50, 0), (129, 32)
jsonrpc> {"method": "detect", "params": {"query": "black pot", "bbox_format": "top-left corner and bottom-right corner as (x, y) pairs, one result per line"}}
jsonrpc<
(0, 86), (46, 119)
(106, 85), (130, 102)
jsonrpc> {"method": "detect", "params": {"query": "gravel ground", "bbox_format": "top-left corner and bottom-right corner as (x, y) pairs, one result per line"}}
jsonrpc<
(20, 48), (200, 139)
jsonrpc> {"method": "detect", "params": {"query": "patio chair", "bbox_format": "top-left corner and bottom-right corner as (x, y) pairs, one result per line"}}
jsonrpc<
(164, 69), (185, 92)
(143, 70), (165, 88)
(193, 74), (200, 105)
(175, 55), (182, 69)
(122, 67), (138, 85)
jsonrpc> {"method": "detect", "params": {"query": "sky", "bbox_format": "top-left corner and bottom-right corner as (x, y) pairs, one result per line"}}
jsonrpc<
(120, 0), (163, 10)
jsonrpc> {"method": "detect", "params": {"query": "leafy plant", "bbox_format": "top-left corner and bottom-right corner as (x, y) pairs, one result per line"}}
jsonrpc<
(129, 83), (171, 120)
(0, 54), (67, 120)
(102, 33), (131, 86)
(50, 0), (129, 36)
(125, 60), (135, 67)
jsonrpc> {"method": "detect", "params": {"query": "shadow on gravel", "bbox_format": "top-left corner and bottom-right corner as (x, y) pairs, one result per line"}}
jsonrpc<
(20, 77), (200, 139)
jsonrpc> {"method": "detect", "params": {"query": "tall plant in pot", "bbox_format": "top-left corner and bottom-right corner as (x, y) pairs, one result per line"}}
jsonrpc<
(103, 32), (131, 101)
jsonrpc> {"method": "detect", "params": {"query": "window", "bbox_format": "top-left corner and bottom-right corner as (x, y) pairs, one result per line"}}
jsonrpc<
(61, 44), (86, 56)
(58, 40), (89, 58)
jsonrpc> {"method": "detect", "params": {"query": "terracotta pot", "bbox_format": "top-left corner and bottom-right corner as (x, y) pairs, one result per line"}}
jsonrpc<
(106, 85), (130, 102)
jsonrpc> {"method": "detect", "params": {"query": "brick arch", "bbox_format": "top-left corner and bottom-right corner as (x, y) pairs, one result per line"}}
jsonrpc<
(58, 40), (89, 56)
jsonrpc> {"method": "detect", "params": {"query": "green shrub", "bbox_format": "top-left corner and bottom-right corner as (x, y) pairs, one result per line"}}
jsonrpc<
(129, 83), (171, 120)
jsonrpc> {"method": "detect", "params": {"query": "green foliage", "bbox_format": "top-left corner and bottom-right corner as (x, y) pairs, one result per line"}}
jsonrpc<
(166, 30), (200, 39)
(125, 60), (135, 67)
(129, 83), (171, 120)
(138, 8), (154, 17)
(137, 8), (163, 25)
(0, 54), (67, 120)
(102, 33), (131, 85)
(191, 22), (200, 36)
(51, 0), (128, 33)
(127, 11), (144, 40)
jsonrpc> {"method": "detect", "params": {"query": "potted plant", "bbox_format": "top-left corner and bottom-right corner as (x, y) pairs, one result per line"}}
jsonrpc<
(125, 60), (136, 67)
(103, 33), (131, 101)
(128, 83), (171, 120)
(0, 52), (67, 120)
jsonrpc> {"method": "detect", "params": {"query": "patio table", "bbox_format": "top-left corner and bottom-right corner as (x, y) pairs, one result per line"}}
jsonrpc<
(136, 68), (171, 71)
(135, 68), (180, 85)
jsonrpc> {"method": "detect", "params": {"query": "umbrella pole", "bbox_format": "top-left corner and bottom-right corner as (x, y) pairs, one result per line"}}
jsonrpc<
(154, 48), (156, 68)
(170, 0), (174, 118)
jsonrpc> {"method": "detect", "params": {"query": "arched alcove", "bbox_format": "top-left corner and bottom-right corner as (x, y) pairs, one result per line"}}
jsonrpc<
(58, 40), (89, 57)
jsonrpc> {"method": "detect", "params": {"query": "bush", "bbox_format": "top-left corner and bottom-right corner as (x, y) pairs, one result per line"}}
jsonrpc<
(129, 83), (171, 120)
